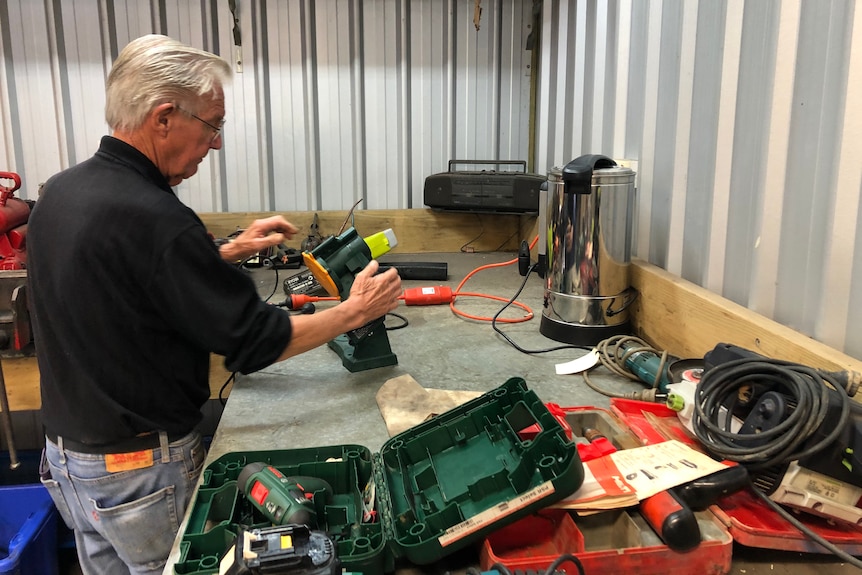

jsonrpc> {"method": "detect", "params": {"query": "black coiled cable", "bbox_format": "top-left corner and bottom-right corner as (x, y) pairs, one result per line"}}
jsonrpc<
(690, 358), (862, 568)
(691, 358), (851, 471)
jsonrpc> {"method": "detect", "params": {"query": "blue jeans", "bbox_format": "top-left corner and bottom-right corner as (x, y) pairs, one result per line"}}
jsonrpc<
(40, 431), (206, 575)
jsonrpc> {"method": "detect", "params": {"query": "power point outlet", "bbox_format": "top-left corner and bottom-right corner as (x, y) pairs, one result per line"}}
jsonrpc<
(615, 158), (638, 174)
(615, 158), (639, 190)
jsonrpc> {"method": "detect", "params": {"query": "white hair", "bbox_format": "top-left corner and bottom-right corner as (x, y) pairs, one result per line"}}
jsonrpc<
(105, 35), (232, 131)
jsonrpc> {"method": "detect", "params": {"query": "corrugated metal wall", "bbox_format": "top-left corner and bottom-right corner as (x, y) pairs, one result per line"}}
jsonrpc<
(1, 0), (861, 360)
(535, 0), (862, 361)
(0, 0), (533, 212)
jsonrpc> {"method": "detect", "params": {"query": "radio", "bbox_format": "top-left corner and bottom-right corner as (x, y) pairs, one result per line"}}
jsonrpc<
(423, 160), (544, 214)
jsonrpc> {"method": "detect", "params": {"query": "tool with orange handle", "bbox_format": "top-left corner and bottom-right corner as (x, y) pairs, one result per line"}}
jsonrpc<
(580, 427), (701, 552)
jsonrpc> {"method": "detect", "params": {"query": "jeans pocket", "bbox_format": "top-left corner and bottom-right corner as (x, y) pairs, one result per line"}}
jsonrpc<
(40, 476), (76, 529)
(39, 449), (76, 529)
(92, 485), (180, 572)
(188, 438), (206, 480)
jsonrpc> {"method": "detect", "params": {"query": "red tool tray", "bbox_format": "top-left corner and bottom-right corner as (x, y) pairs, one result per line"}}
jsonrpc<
(608, 398), (862, 554)
(481, 404), (733, 575)
(481, 399), (862, 575)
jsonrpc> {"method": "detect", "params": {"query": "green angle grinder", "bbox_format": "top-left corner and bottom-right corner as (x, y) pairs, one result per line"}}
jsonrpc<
(302, 226), (399, 372)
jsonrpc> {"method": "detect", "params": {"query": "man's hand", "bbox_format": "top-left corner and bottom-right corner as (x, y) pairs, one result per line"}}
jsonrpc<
(274, 259), (403, 361)
(219, 216), (299, 262)
(344, 260), (403, 322)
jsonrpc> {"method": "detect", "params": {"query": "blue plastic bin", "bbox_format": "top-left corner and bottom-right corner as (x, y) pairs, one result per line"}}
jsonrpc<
(0, 483), (59, 575)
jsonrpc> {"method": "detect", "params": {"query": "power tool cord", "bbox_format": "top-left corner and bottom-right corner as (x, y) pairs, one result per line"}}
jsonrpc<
(384, 312), (408, 330)
(579, 335), (671, 400)
(219, 371), (235, 407)
(481, 242), (663, 368)
(750, 484), (862, 569)
(337, 199), (364, 235)
(690, 358), (862, 568)
(463, 553), (586, 575)
(595, 335), (668, 385)
(491, 262), (592, 354)
(691, 358), (850, 470)
(450, 258), (534, 324)
(448, 235), (547, 324)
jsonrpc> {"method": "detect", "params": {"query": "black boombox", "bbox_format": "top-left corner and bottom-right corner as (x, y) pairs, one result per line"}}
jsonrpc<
(423, 160), (544, 214)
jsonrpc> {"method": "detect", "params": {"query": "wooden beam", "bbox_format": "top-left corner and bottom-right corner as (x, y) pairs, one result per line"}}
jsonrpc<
(1, 356), (39, 412)
(199, 208), (531, 253)
(6, 211), (862, 412)
(630, 259), (862, 374)
(2, 355), (230, 412)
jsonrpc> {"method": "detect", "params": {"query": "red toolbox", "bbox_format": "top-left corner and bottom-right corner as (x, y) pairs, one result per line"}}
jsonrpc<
(609, 399), (862, 554)
(480, 399), (862, 575)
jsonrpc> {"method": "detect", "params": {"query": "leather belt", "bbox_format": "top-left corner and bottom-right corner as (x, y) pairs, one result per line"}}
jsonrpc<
(45, 430), (189, 455)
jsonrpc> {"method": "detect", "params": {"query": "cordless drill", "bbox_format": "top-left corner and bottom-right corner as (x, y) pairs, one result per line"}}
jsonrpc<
(237, 462), (333, 527)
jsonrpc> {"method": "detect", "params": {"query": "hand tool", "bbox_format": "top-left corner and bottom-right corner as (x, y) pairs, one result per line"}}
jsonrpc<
(638, 489), (701, 552)
(574, 427), (616, 461)
(237, 462), (333, 527)
(674, 465), (751, 510)
(617, 338), (672, 392)
(641, 466), (751, 554)
(219, 524), (340, 575)
(588, 336), (673, 398)
(580, 424), (700, 552)
(300, 213), (328, 252)
(640, 448), (751, 550)
(277, 294), (340, 311)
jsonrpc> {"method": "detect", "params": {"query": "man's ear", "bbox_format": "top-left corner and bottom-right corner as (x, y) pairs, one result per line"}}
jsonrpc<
(151, 103), (176, 136)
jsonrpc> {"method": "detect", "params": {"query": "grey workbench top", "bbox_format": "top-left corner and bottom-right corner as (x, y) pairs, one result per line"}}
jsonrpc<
(206, 252), (629, 460)
(163, 252), (858, 575)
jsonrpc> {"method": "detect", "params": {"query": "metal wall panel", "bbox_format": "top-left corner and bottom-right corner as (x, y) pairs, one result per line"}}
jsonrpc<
(535, 0), (862, 360)
(3, 0), (862, 362)
(0, 0), (533, 211)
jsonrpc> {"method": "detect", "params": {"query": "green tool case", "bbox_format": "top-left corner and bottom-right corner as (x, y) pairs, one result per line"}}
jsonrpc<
(173, 377), (584, 574)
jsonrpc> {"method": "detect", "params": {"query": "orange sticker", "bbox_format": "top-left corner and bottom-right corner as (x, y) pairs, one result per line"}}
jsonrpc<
(105, 450), (155, 473)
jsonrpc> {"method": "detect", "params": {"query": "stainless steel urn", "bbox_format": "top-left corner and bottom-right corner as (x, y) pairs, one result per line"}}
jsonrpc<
(539, 154), (637, 346)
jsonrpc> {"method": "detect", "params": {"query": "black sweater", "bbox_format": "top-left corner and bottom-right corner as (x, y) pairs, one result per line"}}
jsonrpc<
(28, 136), (293, 445)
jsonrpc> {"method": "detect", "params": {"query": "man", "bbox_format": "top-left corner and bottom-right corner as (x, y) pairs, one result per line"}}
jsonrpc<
(27, 35), (402, 574)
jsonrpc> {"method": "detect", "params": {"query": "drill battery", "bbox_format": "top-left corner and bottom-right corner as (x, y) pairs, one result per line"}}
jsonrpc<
(219, 524), (340, 575)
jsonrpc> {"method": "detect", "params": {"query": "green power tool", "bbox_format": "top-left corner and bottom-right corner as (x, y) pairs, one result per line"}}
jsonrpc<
(302, 226), (399, 372)
(617, 339), (672, 393)
(237, 462), (333, 527)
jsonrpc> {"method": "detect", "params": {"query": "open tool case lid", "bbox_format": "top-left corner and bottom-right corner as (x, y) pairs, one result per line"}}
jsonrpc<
(173, 377), (583, 575)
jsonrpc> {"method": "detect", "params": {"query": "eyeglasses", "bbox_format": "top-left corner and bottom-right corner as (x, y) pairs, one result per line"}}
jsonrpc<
(176, 106), (225, 142)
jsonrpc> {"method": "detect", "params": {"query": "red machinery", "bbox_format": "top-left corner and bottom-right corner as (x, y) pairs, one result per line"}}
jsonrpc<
(0, 172), (31, 270)
(0, 172), (33, 357)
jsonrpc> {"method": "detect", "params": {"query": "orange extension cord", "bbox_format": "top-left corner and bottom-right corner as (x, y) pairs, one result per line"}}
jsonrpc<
(448, 235), (539, 324)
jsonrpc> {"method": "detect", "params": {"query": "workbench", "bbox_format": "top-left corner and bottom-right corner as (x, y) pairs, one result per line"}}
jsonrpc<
(163, 250), (861, 575)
